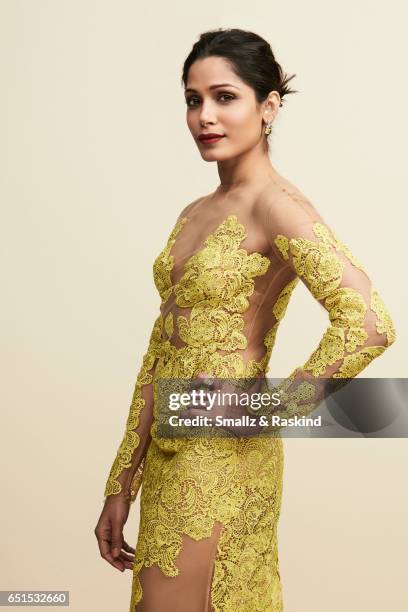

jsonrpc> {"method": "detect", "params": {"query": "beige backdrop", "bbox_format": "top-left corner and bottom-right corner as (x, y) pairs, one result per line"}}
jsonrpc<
(1, 1), (407, 611)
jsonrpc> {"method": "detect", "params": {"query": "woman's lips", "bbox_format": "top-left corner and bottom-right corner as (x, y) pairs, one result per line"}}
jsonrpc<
(199, 135), (225, 144)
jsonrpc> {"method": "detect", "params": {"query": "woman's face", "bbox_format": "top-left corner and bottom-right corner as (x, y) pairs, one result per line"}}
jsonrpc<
(185, 56), (268, 162)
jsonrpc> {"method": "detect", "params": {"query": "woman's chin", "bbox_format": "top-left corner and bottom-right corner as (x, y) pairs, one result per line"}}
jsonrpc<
(199, 150), (232, 162)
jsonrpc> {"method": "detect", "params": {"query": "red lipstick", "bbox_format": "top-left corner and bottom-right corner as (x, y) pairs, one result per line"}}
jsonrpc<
(198, 133), (225, 144)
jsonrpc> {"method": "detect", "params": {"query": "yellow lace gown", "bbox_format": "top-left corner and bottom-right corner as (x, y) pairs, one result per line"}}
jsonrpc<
(103, 188), (396, 612)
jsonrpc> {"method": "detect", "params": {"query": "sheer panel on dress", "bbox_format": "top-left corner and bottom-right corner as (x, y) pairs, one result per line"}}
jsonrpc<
(250, 191), (396, 425)
(134, 521), (223, 612)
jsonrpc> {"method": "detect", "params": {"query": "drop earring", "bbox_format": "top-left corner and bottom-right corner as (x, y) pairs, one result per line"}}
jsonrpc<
(264, 120), (273, 135)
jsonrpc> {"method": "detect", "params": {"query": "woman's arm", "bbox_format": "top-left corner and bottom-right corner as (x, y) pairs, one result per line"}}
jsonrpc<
(103, 197), (207, 499)
(103, 311), (163, 503)
(254, 191), (396, 423)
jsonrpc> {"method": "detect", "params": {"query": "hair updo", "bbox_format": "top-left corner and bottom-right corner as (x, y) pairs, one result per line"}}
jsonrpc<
(181, 28), (298, 148)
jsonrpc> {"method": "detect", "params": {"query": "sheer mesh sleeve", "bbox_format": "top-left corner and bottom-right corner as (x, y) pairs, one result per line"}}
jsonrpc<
(252, 193), (397, 425)
(103, 312), (163, 503)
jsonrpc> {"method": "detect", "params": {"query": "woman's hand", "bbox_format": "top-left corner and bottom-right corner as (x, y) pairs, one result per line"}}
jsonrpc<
(94, 495), (135, 572)
(179, 373), (267, 437)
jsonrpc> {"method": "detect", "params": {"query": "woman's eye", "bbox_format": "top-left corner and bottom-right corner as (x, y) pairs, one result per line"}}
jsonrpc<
(186, 97), (200, 107)
(219, 93), (234, 102)
(185, 93), (235, 107)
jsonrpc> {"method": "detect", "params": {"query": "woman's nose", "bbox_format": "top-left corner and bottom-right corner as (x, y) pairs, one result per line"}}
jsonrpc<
(199, 103), (217, 124)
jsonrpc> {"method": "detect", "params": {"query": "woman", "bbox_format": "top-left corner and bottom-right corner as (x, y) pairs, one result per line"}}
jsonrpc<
(94, 28), (396, 611)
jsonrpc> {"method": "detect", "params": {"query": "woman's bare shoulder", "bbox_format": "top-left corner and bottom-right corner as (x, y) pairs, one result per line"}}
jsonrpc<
(254, 172), (318, 224)
(177, 193), (212, 220)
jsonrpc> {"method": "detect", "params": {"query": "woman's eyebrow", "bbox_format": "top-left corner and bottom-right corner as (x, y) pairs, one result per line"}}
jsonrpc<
(185, 83), (241, 94)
